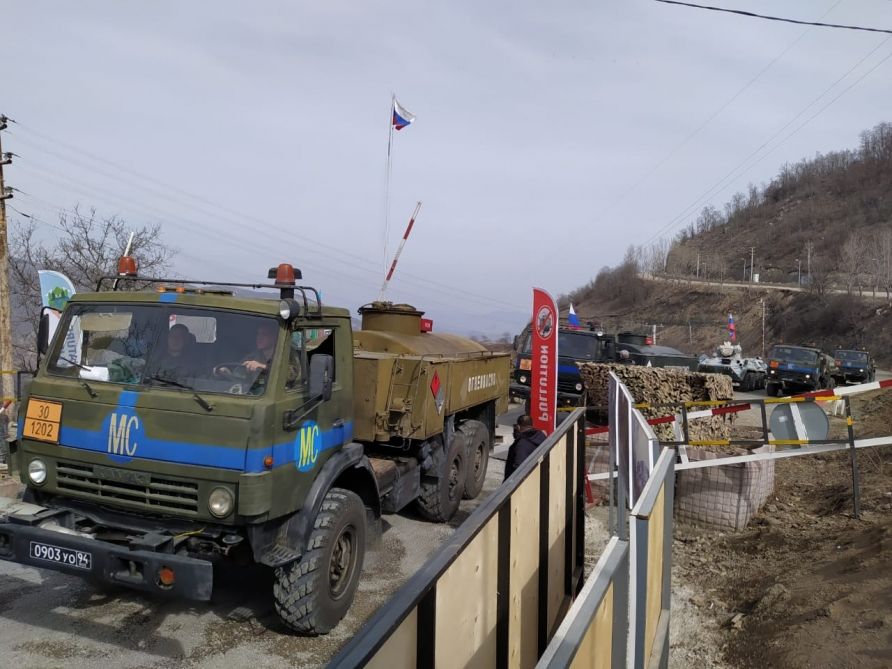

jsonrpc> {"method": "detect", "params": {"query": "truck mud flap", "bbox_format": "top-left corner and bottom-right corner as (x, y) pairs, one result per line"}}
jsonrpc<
(0, 522), (213, 601)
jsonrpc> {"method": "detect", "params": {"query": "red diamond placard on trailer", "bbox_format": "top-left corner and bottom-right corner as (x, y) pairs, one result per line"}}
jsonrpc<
(430, 370), (445, 414)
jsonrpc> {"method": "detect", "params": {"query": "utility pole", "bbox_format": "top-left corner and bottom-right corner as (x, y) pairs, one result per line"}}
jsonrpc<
(760, 298), (766, 358)
(0, 115), (14, 417)
(695, 251), (700, 279)
(806, 241), (812, 284)
(750, 246), (755, 282)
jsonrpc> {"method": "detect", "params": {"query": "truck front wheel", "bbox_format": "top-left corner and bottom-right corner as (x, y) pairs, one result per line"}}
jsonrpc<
(460, 419), (490, 500)
(273, 488), (366, 635)
(416, 434), (467, 522)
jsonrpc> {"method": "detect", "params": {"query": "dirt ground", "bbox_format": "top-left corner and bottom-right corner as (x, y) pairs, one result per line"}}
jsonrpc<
(672, 390), (892, 669)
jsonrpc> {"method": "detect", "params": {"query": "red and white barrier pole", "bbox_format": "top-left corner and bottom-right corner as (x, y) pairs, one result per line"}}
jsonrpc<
(378, 201), (422, 300)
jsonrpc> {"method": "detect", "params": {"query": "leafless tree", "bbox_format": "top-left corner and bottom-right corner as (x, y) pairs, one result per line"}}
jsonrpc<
(9, 208), (174, 370)
(866, 226), (892, 299)
(806, 251), (833, 296)
(840, 232), (868, 294)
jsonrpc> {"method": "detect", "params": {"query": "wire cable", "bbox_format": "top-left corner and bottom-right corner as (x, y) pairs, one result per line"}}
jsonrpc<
(591, 0), (844, 226)
(9, 123), (524, 311)
(653, 0), (892, 34)
(641, 36), (892, 246)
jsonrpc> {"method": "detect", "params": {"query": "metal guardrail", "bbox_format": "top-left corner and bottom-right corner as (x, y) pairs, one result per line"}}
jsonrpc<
(536, 536), (629, 669)
(629, 448), (674, 669)
(329, 408), (587, 669)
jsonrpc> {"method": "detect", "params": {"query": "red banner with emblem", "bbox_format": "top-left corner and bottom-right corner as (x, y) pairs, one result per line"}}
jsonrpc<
(531, 288), (558, 435)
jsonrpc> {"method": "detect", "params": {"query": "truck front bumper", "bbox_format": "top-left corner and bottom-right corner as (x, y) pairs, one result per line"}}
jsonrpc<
(0, 501), (213, 601)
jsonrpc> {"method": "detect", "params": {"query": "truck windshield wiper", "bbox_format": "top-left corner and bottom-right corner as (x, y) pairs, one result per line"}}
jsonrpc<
(146, 375), (214, 412)
(147, 374), (193, 390)
(57, 355), (90, 371)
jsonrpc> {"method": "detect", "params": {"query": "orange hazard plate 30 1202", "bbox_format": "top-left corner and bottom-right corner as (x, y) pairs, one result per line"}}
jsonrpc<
(23, 398), (63, 444)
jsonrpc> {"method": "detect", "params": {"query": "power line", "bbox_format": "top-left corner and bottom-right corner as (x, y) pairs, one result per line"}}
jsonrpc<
(10, 186), (514, 316)
(641, 36), (892, 246)
(10, 152), (521, 313)
(653, 0), (892, 34)
(9, 123), (524, 312)
(591, 0), (843, 225)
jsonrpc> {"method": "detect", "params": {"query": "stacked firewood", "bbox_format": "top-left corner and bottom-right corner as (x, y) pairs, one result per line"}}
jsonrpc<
(578, 363), (735, 441)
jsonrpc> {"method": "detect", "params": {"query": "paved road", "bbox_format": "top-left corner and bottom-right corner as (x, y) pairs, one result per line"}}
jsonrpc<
(645, 273), (891, 301)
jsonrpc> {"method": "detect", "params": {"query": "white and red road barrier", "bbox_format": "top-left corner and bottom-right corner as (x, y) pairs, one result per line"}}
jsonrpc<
(585, 375), (892, 437)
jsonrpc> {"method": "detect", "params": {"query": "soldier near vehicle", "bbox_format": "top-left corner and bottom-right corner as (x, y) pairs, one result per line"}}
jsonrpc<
(503, 414), (545, 481)
(0, 259), (509, 635)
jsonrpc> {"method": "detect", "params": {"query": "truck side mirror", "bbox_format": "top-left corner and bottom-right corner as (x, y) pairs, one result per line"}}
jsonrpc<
(309, 354), (334, 402)
(37, 311), (50, 356)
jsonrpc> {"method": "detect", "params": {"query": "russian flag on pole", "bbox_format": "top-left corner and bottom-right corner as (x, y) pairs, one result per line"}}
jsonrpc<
(392, 98), (416, 131)
(568, 303), (581, 329)
(728, 312), (736, 342)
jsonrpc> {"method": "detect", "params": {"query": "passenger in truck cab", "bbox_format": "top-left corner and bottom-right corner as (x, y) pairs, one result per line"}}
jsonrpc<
(154, 323), (199, 379)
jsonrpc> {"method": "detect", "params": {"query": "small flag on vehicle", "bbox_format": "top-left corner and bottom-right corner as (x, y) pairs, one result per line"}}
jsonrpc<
(392, 98), (416, 131)
(728, 312), (736, 342)
(568, 303), (581, 329)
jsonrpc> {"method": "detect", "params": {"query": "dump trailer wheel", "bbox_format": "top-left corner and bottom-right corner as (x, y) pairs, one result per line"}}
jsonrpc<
(273, 488), (366, 635)
(459, 419), (491, 500)
(416, 434), (467, 522)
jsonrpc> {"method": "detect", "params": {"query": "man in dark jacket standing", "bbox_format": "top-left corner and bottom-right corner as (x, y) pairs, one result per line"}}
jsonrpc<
(504, 414), (546, 480)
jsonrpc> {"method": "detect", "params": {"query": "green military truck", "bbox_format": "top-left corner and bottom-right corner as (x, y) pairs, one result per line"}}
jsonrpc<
(0, 261), (509, 634)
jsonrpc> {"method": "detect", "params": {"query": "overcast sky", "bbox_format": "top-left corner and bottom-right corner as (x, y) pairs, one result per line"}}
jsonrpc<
(3, 1), (891, 335)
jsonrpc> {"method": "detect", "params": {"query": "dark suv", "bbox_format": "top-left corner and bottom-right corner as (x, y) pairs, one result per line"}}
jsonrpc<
(765, 344), (838, 396)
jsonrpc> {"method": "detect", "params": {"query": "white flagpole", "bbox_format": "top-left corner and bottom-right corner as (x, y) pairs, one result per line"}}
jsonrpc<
(379, 201), (422, 300)
(383, 94), (395, 276)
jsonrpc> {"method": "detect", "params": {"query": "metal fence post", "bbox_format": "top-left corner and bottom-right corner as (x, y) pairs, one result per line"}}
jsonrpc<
(844, 396), (860, 519)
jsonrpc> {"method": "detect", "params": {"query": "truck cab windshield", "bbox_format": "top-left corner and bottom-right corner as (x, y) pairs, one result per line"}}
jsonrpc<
(836, 350), (868, 363)
(770, 346), (818, 365)
(558, 332), (602, 360)
(519, 331), (603, 361)
(47, 303), (281, 396)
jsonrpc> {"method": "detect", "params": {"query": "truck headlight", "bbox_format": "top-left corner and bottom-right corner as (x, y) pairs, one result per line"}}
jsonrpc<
(575, 382), (583, 391)
(208, 487), (234, 518)
(28, 459), (47, 485)
(805, 374), (811, 379)
(519, 374), (528, 384)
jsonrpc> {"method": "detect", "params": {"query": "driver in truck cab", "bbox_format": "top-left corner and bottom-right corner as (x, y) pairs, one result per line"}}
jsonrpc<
(242, 320), (278, 372)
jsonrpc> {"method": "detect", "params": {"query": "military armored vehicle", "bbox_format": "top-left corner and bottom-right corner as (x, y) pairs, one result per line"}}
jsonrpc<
(765, 344), (837, 396)
(697, 341), (767, 391)
(612, 332), (699, 370)
(832, 349), (875, 385)
(0, 259), (509, 635)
